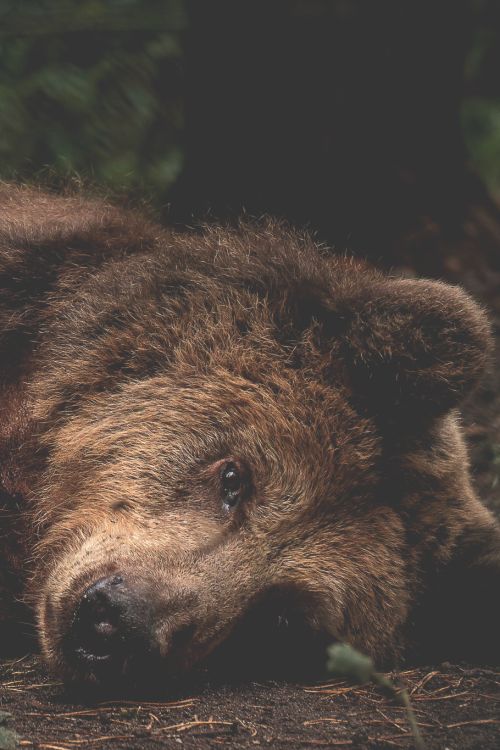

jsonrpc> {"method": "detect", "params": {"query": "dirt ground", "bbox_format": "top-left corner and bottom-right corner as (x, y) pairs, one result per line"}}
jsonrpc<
(1, 236), (500, 749)
(0, 656), (499, 749)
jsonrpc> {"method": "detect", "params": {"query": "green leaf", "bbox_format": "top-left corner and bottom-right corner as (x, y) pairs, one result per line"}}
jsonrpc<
(326, 642), (375, 685)
(326, 643), (426, 749)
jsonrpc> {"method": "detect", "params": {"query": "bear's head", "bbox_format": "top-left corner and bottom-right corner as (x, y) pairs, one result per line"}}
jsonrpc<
(3, 211), (494, 687)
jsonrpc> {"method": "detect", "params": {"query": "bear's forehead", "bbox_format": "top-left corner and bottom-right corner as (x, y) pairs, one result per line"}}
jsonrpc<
(38, 364), (374, 481)
(31, 287), (338, 424)
(49, 366), (351, 437)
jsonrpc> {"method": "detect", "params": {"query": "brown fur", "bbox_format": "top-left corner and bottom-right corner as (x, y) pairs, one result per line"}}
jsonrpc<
(0, 184), (499, 684)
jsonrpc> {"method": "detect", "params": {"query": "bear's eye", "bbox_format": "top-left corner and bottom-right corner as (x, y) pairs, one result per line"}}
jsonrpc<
(220, 461), (246, 509)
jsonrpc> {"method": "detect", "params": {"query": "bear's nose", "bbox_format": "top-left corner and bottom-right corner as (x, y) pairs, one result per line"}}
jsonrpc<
(67, 575), (152, 668)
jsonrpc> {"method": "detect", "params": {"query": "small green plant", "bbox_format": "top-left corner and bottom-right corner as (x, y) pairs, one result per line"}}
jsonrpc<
(327, 643), (425, 750)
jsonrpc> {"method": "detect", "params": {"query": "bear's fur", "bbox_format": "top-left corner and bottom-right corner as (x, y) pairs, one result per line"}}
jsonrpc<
(0, 184), (499, 686)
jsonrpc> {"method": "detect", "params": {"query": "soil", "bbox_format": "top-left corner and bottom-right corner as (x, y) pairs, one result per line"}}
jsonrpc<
(1, 225), (500, 750)
(0, 655), (499, 750)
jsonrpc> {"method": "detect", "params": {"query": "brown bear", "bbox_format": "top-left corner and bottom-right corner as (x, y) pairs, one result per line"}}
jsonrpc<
(0, 183), (499, 688)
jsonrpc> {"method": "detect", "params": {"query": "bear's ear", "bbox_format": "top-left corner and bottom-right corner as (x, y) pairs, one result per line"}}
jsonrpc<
(318, 275), (492, 417)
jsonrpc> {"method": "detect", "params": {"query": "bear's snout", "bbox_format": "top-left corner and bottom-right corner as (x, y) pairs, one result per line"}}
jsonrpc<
(65, 575), (154, 672)
(59, 571), (204, 683)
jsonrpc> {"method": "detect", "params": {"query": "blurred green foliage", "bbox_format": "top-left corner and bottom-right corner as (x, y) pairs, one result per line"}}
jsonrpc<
(462, 21), (500, 198)
(462, 98), (500, 197)
(0, 0), (186, 197)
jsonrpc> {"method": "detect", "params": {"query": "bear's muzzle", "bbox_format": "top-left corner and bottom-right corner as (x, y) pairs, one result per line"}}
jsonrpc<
(63, 574), (199, 683)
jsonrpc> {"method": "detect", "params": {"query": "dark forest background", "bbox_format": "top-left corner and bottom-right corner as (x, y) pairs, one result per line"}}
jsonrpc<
(1, 0), (500, 265)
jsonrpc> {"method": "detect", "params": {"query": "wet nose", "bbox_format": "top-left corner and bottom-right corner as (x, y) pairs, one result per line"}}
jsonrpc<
(67, 575), (151, 667)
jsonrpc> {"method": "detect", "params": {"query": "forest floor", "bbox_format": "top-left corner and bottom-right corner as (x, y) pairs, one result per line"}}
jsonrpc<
(0, 656), (499, 750)
(1, 229), (500, 750)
